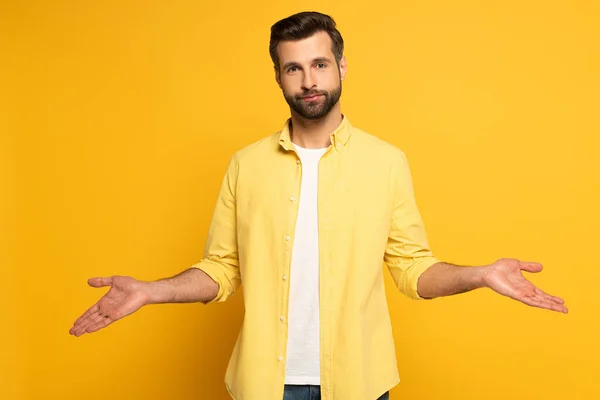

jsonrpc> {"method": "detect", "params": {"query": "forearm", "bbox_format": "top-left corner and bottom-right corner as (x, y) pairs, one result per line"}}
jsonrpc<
(144, 268), (219, 304)
(416, 262), (487, 299)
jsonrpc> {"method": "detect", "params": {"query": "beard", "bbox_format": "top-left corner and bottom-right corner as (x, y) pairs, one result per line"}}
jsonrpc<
(284, 82), (342, 120)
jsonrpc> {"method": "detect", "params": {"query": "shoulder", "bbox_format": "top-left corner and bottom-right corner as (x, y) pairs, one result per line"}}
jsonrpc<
(350, 127), (409, 166)
(230, 131), (281, 164)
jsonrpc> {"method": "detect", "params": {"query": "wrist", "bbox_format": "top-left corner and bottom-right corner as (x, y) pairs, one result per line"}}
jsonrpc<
(470, 265), (489, 290)
(140, 281), (167, 305)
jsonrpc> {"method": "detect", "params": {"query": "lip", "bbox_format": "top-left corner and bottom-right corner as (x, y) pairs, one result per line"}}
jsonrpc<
(302, 94), (323, 102)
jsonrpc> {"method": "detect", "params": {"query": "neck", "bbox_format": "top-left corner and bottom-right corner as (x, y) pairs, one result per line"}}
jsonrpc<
(289, 103), (343, 149)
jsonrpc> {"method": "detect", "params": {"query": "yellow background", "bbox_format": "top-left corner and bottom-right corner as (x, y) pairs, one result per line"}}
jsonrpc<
(1, 1), (598, 399)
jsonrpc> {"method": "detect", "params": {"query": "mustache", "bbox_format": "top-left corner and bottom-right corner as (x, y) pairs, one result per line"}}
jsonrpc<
(295, 90), (328, 99)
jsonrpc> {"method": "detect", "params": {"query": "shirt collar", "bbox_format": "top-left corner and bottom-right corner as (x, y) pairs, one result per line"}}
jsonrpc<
(278, 114), (353, 151)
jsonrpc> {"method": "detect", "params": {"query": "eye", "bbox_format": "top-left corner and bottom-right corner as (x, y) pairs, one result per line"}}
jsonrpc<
(287, 66), (299, 73)
(316, 63), (327, 68)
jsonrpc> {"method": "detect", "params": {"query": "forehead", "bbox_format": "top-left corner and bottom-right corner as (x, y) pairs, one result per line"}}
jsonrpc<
(277, 31), (334, 64)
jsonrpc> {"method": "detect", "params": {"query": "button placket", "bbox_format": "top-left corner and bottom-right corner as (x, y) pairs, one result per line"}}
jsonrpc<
(280, 154), (301, 373)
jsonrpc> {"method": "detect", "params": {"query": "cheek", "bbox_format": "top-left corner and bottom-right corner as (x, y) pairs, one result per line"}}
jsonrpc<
(320, 70), (341, 86)
(280, 77), (301, 93)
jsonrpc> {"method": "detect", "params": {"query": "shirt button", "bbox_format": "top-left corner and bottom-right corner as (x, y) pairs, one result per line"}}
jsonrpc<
(336, 142), (343, 147)
(290, 196), (296, 202)
(285, 235), (290, 241)
(280, 315), (285, 322)
(278, 356), (283, 361)
(282, 275), (287, 280)
(296, 159), (300, 164)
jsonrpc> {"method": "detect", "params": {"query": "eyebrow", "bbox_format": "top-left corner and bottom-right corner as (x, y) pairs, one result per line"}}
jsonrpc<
(282, 57), (333, 70)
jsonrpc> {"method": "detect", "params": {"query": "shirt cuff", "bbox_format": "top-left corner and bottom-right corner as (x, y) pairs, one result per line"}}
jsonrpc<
(190, 259), (230, 304)
(404, 256), (441, 300)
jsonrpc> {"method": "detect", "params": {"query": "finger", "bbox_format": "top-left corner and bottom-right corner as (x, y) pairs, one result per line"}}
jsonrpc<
(534, 296), (565, 312)
(72, 310), (100, 336)
(88, 277), (113, 288)
(73, 311), (105, 336)
(539, 298), (568, 313)
(520, 294), (542, 308)
(522, 294), (568, 313)
(70, 304), (99, 335)
(73, 308), (110, 336)
(72, 304), (99, 328)
(519, 262), (543, 273)
(534, 287), (565, 304)
(85, 313), (112, 334)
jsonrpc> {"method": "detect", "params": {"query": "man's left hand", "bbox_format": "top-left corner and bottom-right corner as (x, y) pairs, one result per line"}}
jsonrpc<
(481, 258), (568, 313)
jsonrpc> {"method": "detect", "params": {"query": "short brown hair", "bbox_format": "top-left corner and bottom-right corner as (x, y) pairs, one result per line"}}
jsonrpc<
(269, 11), (345, 72)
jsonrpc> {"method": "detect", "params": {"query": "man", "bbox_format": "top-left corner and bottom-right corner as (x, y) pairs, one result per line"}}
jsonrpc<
(69, 11), (568, 400)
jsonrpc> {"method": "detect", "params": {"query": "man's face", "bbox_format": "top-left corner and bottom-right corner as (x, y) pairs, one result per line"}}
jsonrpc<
(276, 31), (347, 120)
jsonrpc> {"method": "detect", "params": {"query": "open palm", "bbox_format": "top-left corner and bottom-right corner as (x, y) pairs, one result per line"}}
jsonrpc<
(482, 258), (568, 313)
(69, 276), (149, 337)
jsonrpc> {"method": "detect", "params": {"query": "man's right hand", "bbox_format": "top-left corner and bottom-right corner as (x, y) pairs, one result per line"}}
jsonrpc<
(69, 276), (150, 337)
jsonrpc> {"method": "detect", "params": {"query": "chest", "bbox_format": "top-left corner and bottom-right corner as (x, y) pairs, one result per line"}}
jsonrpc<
(236, 150), (394, 231)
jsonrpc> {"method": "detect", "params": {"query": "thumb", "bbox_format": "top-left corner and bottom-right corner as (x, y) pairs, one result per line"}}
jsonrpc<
(88, 277), (113, 288)
(519, 261), (543, 273)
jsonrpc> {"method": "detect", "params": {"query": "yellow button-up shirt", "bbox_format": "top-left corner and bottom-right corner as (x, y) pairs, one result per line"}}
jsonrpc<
(193, 116), (440, 400)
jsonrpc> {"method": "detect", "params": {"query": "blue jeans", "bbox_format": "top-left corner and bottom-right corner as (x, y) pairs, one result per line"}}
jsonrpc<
(283, 385), (390, 399)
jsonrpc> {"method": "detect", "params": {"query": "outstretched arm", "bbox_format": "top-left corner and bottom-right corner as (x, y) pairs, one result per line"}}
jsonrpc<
(69, 154), (242, 336)
(147, 268), (219, 303)
(384, 152), (568, 313)
(69, 269), (219, 337)
(417, 259), (568, 313)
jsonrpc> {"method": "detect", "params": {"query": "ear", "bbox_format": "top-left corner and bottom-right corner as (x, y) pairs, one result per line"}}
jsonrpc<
(339, 56), (347, 81)
(274, 66), (282, 88)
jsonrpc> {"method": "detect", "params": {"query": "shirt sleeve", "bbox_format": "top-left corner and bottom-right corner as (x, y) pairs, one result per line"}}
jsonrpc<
(191, 154), (241, 304)
(384, 150), (440, 300)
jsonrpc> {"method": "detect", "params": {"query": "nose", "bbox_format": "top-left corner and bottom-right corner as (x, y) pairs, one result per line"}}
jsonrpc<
(301, 69), (316, 90)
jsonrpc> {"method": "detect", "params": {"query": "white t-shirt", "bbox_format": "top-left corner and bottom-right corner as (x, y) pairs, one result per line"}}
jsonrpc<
(284, 144), (328, 385)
